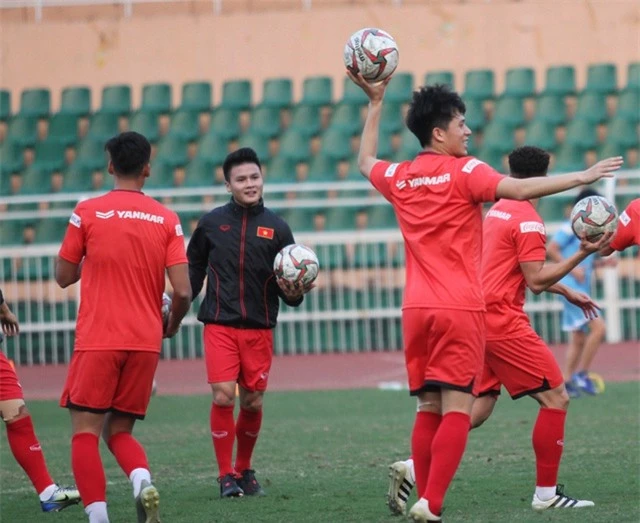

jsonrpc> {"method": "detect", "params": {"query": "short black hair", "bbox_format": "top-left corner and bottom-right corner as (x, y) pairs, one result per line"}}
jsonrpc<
(104, 132), (151, 177)
(508, 146), (550, 179)
(574, 187), (600, 205)
(406, 84), (466, 147)
(222, 147), (262, 182)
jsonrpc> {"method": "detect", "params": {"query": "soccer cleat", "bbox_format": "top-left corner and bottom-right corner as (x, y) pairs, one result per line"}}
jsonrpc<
(531, 484), (595, 510)
(408, 498), (442, 522)
(135, 480), (160, 523)
(387, 461), (415, 515)
(219, 473), (244, 498)
(237, 469), (265, 496)
(40, 485), (81, 512)
(573, 371), (597, 395)
(565, 380), (581, 398)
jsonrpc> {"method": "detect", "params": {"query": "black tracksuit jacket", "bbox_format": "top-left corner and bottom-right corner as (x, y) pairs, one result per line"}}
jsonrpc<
(187, 198), (302, 329)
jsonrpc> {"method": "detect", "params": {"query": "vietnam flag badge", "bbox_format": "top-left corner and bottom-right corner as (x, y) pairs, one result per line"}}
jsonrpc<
(257, 226), (274, 240)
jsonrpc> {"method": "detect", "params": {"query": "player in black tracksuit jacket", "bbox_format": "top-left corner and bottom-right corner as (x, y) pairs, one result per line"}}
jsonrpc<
(186, 147), (312, 498)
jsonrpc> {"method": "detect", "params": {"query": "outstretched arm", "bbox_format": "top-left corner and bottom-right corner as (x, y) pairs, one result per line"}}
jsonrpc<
(546, 283), (601, 321)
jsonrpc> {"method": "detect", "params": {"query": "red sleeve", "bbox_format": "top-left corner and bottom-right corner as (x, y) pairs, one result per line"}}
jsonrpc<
(610, 200), (639, 251)
(58, 205), (86, 264)
(369, 160), (404, 202)
(513, 218), (547, 262)
(165, 212), (188, 267)
(459, 157), (506, 203)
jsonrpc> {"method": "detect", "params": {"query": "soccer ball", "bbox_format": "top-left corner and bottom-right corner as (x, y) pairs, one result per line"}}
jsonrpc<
(273, 244), (320, 286)
(161, 293), (171, 332)
(343, 28), (399, 83)
(570, 195), (618, 241)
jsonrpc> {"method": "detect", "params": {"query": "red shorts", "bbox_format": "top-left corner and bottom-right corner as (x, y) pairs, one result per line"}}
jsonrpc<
(478, 329), (564, 399)
(204, 324), (273, 392)
(60, 350), (159, 419)
(0, 352), (23, 401)
(403, 308), (485, 396)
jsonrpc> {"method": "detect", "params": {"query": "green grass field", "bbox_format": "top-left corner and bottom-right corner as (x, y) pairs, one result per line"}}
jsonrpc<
(1, 383), (639, 522)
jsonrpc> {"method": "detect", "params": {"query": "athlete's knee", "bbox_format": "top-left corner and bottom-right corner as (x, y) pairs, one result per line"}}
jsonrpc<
(536, 387), (570, 411)
(212, 388), (235, 407)
(239, 391), (264, 412)
(0, 400), (28, 424)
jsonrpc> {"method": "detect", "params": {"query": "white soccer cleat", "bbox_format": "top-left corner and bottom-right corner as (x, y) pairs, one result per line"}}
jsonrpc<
(408, 498), (442, 522)
(387, 460), (415, 515)
(531, 484), (595, 510)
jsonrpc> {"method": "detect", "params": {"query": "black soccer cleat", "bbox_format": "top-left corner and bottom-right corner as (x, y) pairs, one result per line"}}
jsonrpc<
(236, 469), (266, 497)
(219, 473), (244, 498)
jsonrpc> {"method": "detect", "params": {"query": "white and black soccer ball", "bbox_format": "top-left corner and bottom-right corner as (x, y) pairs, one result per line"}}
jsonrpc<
(273, 244), (320, 286)
(161, 292), (172, 332)
(570, 195), (618, 241)
(343, 28), (399, 83)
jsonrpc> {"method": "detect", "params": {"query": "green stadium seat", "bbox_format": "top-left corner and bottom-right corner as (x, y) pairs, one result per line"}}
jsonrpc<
(343, 157), (363, 181)
(183, 157), (216, 187)
(100, 85), (132, 115)
(574, 93), (608, 124)
(537, 197), (569, 222)
(168, 110), (200, 142)
(0, 220), (22, 244)
(279, 130), (311, 163)
(533, 95), (567, 126)
(261, 78), (293, 109)
(615, 89), (640, 123)
(564, 119), (598, 150)
(87, 112), (120, 141)
(464, 99), (487, 132)
(145, 160), (175, 189)
(288, 105), (321, 137)
(342, 77), (368, 105)
(596, 141), (625, 161)
(326, 207), (357, 230)
(32, 139), (66, 173)
(481, 121), (515, 154)
(19, 165), (50, 194)
(180, 81), (212, 112)
(59, 86), (91, 117)
(47, 113), (79, 146)
(379, 103), (404, 134)
(394, 127), (422, 160)
(34, 217), (69, 244)
(585, 63), (618, 95)
(283, 208), (315, 231)
(463, 69), (495, 100)
(265, 155), (296, 183)
(237, 133), (271, 161)
(385, 72), (414, 103)
(19, 88), (50, 118)
(543, 65), (576, 96)
(492, 97), (526, 128)
(605, 118), (639, 150)
(73, 138), (107, 171)
(328, 104), (361, 135)
(306, 154), (338, 181)
(61, 164), (95, 192)
(155, 135), (189, 168)
(424, 71), (454, 89)
(141, 83), (172, 114)
(0, 140), (24, 176)
(503, 67), (536, 98)
(247, 106), (281, 139)
(367, 205), (396, 229)
(196, 133), (229, 165)
(553, 144), (586, 172)
(377, 131), (394, 159)
(0, 90), (11, 121)
(208, 108), (241, 140)
(7, 115), (38, 148)
(627, 62), (640, 91)
(523, 120), (558, 152)
(301, 76), (333, 106)
(220, 80), (252, 110)
(129, 111), (160, 143)
(476, 146), (505, 171)
(319, 128), (352, 161)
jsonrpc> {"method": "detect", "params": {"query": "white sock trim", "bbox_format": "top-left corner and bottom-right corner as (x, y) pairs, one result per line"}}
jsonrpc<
(85, 501), (109, 523)
(130, 468), (151, 498)
(405, 458), (415, 484)
(38, 483), (58, 501)
(535, 485), (557, 501)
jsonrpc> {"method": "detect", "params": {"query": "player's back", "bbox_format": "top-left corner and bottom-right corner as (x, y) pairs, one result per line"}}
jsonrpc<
(370, 153), (504, 310)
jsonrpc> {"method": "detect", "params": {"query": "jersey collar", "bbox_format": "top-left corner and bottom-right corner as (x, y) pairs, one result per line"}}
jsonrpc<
(229, 197), (264, 216)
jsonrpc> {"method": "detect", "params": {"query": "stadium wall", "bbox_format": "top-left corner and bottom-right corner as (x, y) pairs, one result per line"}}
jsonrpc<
(2, 1), (639, 110)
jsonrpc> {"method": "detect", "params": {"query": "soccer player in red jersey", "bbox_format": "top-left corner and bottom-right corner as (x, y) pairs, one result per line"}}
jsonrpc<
(601, 198), (640, 254)
(347, 70), (623, 522)
(187, 148), (312, 499)
(55, 132), (192, 523)
(0, 288), (81, 513)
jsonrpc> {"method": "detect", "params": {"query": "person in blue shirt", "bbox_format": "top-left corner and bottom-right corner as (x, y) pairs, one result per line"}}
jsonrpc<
(547, 188), (606, 397)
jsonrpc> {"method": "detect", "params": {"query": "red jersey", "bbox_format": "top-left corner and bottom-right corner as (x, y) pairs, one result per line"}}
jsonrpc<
(370, 153), (505, 310)
(610, 198), (640, 252)
(59, 190), (188, 352)
(482, 199), (546, 340)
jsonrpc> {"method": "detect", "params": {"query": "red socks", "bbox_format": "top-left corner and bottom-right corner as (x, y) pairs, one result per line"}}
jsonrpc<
(107, 432), (150, 477)
(424, 411), (471, 516)
(532, 408), (566, 487)
(210, 403), (236, 477)
(71, 432), (106, 506)
(411, 411), (442, 499)
(6, 416), (54, 494)
(234, 408), (262, 472)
